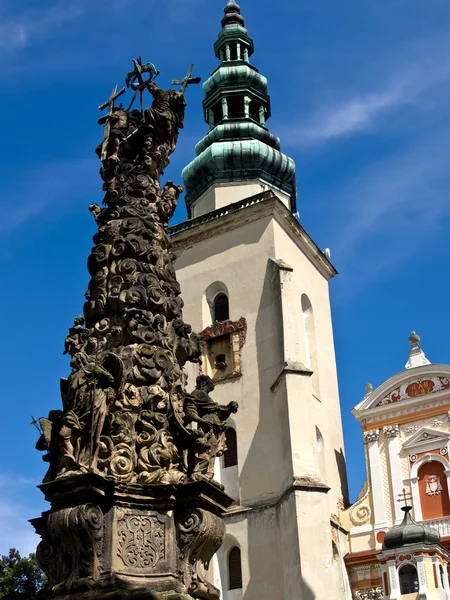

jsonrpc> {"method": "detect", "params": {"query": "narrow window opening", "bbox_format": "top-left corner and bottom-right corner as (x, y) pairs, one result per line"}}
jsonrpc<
(224, 428), (238, 468)
(228, 546), (242, 590)
(213, 293), (229, 322)
(227, 96), (245, 119)
(230, 44), (238, 60)
(301, 294), (320, 399)
(212, 102), (223, 126)
(399, 565), (419, 594)
(215, 353), (227, 370)
(249, 100), (260, 122)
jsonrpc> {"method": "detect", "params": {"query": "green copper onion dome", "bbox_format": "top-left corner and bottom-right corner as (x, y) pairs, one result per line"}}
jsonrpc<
(182, 1), (297, 216)
(383, 506), (440, 550)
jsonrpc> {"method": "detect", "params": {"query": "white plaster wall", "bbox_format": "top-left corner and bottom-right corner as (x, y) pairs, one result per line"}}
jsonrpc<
(295, 489), (349, 600)
(175, 215), (293, 502)
(272, 219), (349, 514)
(190, 181), (291, 217)
(173, 205), (347, 599)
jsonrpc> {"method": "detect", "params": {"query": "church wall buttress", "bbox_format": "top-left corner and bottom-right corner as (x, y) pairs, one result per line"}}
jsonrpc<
(271, 218), (349, 513)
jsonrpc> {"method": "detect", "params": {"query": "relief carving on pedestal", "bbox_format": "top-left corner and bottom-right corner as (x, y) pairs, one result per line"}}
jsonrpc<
(116, 510), (166, 570)
(38, 503), (103, 591)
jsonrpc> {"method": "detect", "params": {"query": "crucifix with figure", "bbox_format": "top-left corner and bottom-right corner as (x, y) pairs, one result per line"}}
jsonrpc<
(171, 64), (201, 93)
(98, 85), (126, 161)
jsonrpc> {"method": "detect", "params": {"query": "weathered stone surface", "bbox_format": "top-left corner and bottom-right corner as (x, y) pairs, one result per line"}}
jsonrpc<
(31, 66), (236, 600)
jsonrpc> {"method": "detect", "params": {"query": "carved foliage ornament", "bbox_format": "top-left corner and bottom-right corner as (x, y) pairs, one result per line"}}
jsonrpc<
(37, 503), (103, 591)
(364, 429), (380, 443)
(380, 377), (450, 406)
(383, 424), (399, 438)
(35, 79), (238, 489)
(178, 508), (225, 600)
(117, 511), (165, 570)
(354, 588), (383, 600)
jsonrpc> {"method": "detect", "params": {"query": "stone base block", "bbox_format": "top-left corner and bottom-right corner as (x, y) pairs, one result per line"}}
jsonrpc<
(30, 474), (231, 600)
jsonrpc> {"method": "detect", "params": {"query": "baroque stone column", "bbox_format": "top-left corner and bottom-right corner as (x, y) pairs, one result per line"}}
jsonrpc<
(31, 66), (237, 600)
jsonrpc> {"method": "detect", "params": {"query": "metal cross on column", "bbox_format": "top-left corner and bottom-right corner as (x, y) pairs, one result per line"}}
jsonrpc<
(98, 85), (126, 161)
(171, 64), (201, 93)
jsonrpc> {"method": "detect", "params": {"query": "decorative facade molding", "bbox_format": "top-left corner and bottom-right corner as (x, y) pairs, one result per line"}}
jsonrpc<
(354, 588), (383, 600)
(363, 398), (450, 426)
(383, 424), (399, 438)
(364, 429), (380, 443)
(380, 377), (450, 407)
(349, 445), (373, 526)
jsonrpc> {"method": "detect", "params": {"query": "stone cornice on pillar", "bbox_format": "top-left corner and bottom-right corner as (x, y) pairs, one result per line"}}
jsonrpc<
(170, 191), (337, 281)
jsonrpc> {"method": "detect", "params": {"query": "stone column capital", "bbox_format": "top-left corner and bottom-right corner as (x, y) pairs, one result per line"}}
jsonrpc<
(383, 424), (400, 438)
(364, 429), (380, 443)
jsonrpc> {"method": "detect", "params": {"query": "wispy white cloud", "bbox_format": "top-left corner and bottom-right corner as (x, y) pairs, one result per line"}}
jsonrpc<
(280, 38), (450, 146)
(0, 474), (41, 556)
(0, 1), (85, 55)
(0, 158), (97, 234)
(325, 130), (450, 289)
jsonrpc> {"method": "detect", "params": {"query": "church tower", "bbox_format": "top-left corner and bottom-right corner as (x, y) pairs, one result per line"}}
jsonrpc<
(170, 3), (350, 598)
(182, 0), (296, 218)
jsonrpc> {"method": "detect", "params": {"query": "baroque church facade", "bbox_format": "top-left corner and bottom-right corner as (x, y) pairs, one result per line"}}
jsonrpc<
(170, 2), (450, 599)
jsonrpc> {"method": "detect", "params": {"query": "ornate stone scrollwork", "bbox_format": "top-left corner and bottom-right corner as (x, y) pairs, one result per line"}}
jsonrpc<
(177, 508), (225, 600)
(116, 510), (166, 571)
(41, 503), (103, 591)
(32, 63), (235, 599)
(364, 429), (380, 443)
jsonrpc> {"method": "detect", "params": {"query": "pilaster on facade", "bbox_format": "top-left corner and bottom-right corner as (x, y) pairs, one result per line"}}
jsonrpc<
(386, 559), (400, 600)
(415, 555), (429, 598)
(364, 429), (388, 528)
(383, 425), (403, 524)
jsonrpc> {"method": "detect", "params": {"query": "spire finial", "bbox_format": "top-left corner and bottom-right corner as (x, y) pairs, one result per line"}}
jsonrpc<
(221, 0), (245, 28)
(405, 330), (430, 369)
(409, 330), (421, 348)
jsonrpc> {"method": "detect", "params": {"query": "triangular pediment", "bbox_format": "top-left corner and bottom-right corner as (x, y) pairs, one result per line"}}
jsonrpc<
(403, 427), (450, 451)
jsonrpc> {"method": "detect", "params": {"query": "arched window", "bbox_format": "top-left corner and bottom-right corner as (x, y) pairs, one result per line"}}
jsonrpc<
(224, 428), (238, 468)
(315, 426), (326, 481)
(399, 565), (419, 594)
(418, 460), (450, 520)
(213, 293), (229, 322)
(301, 294), (319, 398)
(228, 546), (243, 590)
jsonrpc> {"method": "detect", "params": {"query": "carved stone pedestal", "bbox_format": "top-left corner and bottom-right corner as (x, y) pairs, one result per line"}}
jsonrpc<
(30, 474), (231, 600)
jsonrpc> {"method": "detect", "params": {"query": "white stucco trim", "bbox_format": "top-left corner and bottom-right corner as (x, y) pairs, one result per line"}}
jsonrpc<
(385, 432), (404, 523)
(387, 559), (400, 599)
(367, 438), (387, 528)
(410, 453), (450, 479)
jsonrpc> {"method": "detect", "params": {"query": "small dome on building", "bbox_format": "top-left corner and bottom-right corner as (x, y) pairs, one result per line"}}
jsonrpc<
(382, 506), (440, 550)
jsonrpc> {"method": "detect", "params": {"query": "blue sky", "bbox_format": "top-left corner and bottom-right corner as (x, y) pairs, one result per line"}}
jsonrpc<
(1, 0), (450, 555)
